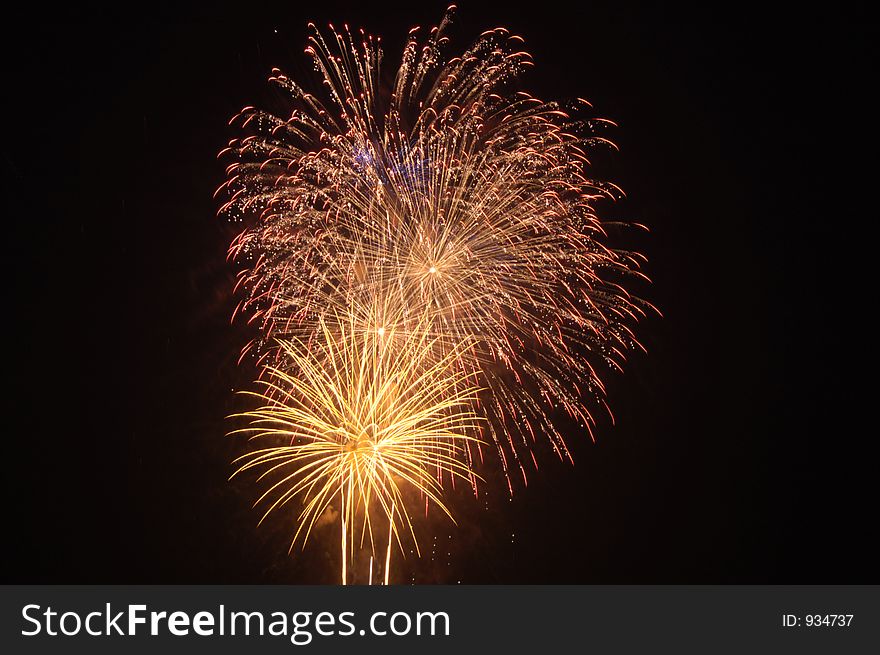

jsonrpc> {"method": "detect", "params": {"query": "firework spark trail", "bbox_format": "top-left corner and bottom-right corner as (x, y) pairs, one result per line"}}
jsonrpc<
(229, 308), (483, 583)
(218, 8), (652, 488)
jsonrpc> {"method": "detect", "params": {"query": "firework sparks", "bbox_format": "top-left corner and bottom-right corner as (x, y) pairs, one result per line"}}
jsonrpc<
(229, 309), (482, 584)
(218, 8), (652, 488)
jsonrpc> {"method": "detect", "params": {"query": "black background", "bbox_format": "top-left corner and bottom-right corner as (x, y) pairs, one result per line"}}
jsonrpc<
(2, 1), (876, 583)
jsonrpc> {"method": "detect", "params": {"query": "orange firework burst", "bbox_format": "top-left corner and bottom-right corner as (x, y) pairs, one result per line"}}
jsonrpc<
(218, 9), (651, 486)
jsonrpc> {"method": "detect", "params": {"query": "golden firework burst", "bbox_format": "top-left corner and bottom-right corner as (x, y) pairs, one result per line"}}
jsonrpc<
(229, 308), (482, 583)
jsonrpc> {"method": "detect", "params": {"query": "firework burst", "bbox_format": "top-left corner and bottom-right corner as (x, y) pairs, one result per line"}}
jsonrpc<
(229, 308), (482, 583)
(218, 8), (651, 487)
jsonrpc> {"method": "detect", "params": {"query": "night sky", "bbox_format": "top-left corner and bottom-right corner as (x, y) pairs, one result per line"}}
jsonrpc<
(3, 1), (876, 583)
